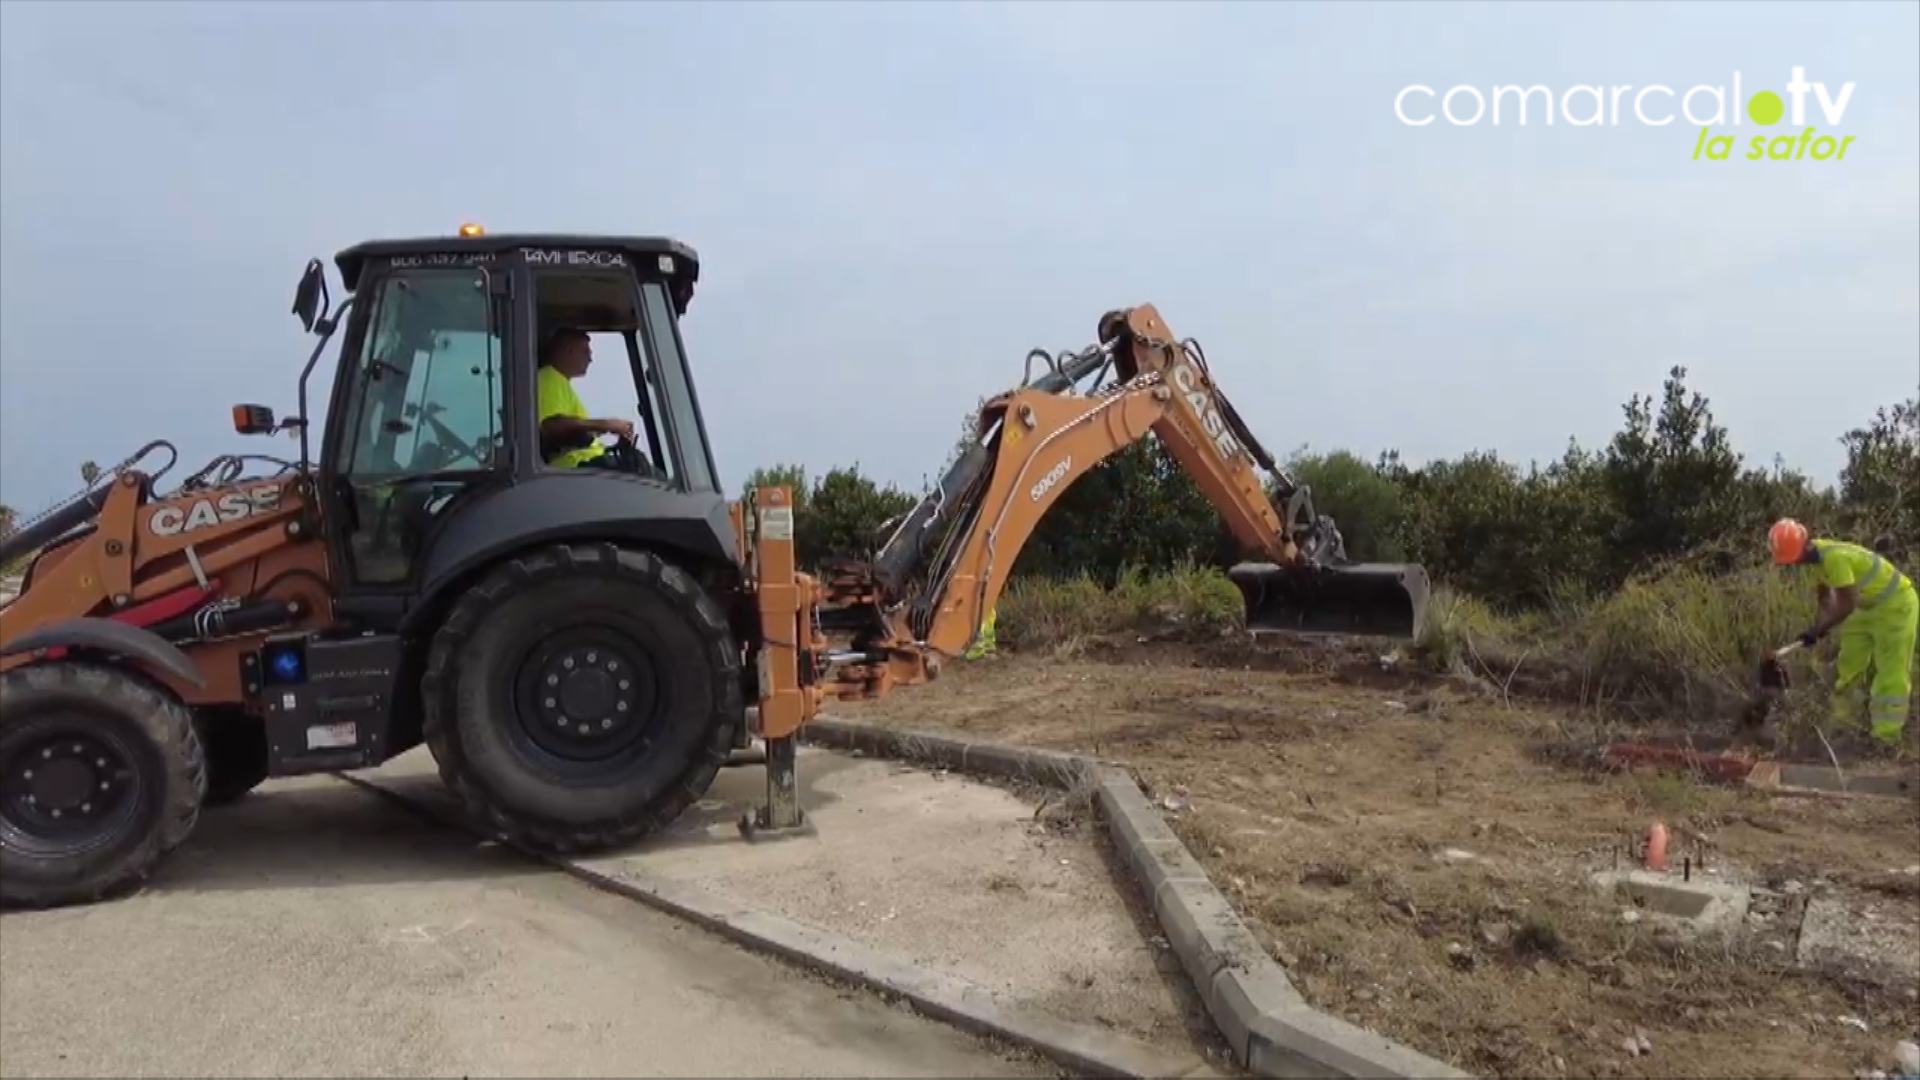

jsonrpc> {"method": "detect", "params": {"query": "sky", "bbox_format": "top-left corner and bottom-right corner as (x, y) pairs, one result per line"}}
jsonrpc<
(1, 0), (1916, 516)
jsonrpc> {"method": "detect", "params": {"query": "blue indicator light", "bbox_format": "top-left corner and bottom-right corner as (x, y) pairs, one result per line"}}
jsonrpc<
(269, 650), (304, 682)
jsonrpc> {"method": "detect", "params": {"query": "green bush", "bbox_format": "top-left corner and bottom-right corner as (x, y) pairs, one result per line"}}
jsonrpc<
(997, 563), (1243, 650)
(738, 461), (916, 569)
(1287, 449), (1409, 563)
(730, 367), (1912, 721)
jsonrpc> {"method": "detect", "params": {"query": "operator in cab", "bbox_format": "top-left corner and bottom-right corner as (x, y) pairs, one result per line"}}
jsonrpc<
(535, 328), (653, 476)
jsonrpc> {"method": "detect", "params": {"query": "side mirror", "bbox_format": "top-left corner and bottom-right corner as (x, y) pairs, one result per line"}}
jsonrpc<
(233, 403), (277, 436)
(291, 259), (326, 333)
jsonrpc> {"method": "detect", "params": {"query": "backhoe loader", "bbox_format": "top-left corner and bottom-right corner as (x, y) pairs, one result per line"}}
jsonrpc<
(0, 227), (1429, 908)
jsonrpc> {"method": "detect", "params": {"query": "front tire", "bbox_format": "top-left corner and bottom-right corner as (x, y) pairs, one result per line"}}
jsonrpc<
(0, 662), (205, 909)
(421, 543), (744, 853)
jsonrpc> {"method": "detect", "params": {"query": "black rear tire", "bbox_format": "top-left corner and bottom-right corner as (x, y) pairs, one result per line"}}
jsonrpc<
(421, 542), (743, 853)
(0, 661), (206, 909)
(196, 710), (270, 808)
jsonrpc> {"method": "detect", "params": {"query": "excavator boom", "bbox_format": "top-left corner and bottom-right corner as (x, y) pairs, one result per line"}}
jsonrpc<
(772, 303), (1431, 712)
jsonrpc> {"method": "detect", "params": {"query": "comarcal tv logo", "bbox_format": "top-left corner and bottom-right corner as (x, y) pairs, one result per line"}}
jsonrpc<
(1395, 68), (1859, 162)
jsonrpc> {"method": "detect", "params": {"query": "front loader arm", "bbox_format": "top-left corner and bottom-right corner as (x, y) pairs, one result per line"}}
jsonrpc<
(0, 465), (333, 702)
(742, 304), (1427, 727)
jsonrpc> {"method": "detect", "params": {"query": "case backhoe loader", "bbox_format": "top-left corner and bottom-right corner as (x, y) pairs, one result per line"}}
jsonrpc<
(0, 227), (1429, 908)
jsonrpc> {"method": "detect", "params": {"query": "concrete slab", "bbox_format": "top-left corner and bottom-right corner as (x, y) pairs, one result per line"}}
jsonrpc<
(1591, 869), (1751, 936)
(1796, 895), (1920, 990)
(360, 746), (1213, 1059)
(0, 773), (1061, 1080)
(809, 718), (1475, 1080)
(1773, 763), (1920, 800)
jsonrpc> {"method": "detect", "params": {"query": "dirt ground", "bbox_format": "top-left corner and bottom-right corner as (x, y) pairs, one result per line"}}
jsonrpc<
(833, 635), (1920, 1080)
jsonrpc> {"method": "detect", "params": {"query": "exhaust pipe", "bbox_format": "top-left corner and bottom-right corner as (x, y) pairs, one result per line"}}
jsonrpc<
(1230, 561), (1431, 641)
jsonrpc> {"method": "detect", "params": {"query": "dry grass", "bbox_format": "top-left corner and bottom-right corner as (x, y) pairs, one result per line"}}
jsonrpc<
(999, 563), (1909, 747)
(833, 645), (1920, 1079)
(909, 566), (1920, 1075)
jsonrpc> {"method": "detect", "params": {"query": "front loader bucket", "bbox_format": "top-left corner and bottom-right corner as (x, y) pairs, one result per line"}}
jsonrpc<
(1229, 561), (1431, 641)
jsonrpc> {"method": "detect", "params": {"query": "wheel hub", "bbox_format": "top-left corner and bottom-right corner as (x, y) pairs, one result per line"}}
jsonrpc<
(535, 646), (642, 741)
(7, 735), (135, 830)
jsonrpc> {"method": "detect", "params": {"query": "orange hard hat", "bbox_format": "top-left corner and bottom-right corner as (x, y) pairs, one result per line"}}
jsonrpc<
(1769, 518), (1809, 565)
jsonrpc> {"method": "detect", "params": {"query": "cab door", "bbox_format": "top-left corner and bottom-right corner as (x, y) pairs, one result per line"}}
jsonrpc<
(320, 266), (510, 612)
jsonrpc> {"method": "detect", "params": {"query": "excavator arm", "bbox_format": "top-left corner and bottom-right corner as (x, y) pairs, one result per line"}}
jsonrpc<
(742, 304), (1431, 740)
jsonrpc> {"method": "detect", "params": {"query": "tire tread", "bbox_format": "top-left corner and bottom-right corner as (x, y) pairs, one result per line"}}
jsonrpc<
(421, 543), (742, 855)
(0, 661), (205, 909)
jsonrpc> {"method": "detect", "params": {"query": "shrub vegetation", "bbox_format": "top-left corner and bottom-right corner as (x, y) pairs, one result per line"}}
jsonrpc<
(738, 368), (1917, 722)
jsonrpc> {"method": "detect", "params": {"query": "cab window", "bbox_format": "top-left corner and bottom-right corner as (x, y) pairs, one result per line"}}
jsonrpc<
(533, 271), (696, 487)
(332, 268), (502, 584)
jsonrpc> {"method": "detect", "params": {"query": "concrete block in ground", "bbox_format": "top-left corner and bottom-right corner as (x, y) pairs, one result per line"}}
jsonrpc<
(1797, 895), (1920, 989)
(1591, 869), (1750, 936)
(1096, 768), (1182, 846)
(1153, 878), (1271, 991)
(962, 741), (1097, 788)
(804, 719), (967, 769)
(1096, 770), (1213, 901)
(807, 717), (1130, 790)
(1248, 1008), (1474, 1080)
(1209, 965), (1307, 1066)
(1774, 763), (1918, 800)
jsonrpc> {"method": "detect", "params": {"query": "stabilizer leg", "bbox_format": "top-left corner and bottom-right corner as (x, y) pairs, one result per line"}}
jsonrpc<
(738, 735), (813, 841)
(737, 485), (821, 842)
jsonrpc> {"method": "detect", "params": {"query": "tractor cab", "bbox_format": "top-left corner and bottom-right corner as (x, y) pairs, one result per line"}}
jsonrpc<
(286, 227), (729, 610)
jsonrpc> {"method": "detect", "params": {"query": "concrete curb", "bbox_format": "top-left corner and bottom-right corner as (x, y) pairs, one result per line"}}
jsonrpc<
(800, 718), (1135, 790)
(337, 772), (1220, 1080)
(806, 718), (1475, 1080)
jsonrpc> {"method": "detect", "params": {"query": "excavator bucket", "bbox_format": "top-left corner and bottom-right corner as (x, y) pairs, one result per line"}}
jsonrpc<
(1229, 561), (1430, 641)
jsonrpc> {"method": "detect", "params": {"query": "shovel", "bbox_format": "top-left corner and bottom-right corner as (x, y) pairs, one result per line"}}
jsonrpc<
(1738, 639), (1805, 731)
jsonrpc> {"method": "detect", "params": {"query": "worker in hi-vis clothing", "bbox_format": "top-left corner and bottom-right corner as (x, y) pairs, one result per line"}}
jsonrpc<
(1769, 519), (1917, 749)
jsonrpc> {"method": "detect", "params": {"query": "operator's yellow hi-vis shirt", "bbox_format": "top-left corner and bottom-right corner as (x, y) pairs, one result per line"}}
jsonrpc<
(536, 366), (606, 468)
(1809, 539), (1916, 746)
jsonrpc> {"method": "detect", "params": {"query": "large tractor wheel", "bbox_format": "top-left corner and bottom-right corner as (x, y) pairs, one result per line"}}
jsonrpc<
(421, 542), (744, 853)
(195, 709), (270, 808)
(0, 661), (206, 909)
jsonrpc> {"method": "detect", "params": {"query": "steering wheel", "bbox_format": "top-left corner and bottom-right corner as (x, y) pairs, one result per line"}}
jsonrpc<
(411, 404), (490, 467)
(598, 436), (662, 479)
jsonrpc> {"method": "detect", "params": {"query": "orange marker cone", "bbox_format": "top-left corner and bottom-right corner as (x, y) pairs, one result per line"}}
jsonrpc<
(1644, 821), (1669, 871)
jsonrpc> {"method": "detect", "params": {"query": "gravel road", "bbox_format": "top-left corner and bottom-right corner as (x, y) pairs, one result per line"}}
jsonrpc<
(0, 775), (1057, 1079)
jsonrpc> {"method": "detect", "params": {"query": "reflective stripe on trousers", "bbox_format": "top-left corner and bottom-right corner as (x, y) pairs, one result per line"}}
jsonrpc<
(1835, 689), (1910, 744)
(1830, 581), (1916, 745)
